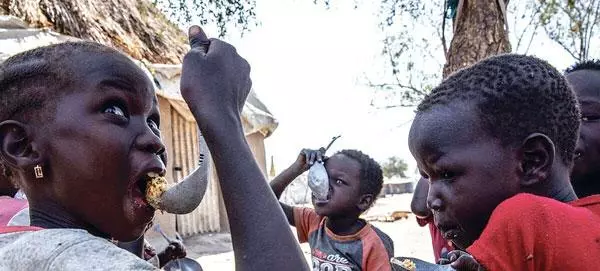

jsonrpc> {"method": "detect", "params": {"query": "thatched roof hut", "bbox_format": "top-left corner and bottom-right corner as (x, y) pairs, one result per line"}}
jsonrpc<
(1, 0), (187, 64)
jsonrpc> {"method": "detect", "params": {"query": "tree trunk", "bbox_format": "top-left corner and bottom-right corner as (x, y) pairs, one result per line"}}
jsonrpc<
(443, 0), (511, 78)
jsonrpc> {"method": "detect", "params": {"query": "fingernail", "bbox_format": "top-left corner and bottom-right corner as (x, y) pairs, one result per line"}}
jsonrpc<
(188, 25), (202, 37)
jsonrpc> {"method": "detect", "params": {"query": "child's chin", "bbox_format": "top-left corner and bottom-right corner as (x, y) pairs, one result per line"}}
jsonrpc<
(313, 207), (329, 216)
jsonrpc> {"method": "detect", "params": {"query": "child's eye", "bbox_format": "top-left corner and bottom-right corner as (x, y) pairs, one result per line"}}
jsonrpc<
(148, 119), (160, 131)
(335, 179), (345, 185)
(441, 171), (455, 180)
(103, 104), (128, 118)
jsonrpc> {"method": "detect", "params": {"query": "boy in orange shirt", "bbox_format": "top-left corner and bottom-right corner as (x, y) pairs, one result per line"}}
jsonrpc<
(270, 149), (394, 271)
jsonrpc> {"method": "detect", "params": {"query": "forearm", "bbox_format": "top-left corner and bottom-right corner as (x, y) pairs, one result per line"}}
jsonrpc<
(270, 164), (303, 199)
(199, 117), (308, 271)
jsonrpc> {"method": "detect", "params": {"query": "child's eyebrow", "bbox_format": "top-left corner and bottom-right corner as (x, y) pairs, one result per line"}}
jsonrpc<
(97, 78), (138, 94)
(424, 152), (444, 165)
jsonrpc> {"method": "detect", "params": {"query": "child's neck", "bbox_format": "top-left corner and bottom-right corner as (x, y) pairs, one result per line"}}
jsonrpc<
(325, 215), (366, 236)
(29, 200), (108, 239)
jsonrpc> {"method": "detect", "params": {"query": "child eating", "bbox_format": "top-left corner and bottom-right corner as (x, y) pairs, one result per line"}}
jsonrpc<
(270, 148), (394, 270)
(0, 26), (307, 270)
(408, 54), (600, 270)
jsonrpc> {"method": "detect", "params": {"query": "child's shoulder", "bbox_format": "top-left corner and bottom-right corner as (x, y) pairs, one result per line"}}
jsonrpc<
(368, 223), (392, 242)
(470, 194), (600, 270)
(0, 228), (155, 270)
(365, 223), (394, 253)
(494, 193), (571, 217)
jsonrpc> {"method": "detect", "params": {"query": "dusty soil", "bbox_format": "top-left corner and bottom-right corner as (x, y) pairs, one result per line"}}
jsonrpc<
(147, 193), (435, 270)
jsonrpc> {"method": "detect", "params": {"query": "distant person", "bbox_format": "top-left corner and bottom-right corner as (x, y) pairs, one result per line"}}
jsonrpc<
(270, 148), (394, 271)
(566, 59), (600, 197)
(410, 178), (454, 263)
(0, 164), (28, 227)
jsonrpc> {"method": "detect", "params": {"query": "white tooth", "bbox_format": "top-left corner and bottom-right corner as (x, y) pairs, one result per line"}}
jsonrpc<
(147, 172), (158, 178)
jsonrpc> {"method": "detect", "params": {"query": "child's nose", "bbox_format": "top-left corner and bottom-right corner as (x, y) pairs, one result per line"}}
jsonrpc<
(427, 189), (443, 211)
(135, 128), (166, 157)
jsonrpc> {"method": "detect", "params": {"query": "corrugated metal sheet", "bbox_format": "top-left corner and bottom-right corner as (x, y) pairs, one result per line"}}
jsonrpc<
(170, 109), (221, 235)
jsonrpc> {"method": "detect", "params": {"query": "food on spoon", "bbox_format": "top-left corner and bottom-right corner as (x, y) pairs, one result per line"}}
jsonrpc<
(145, 172), (168, 209)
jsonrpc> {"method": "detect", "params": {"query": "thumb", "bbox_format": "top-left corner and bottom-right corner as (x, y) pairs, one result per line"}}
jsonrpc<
(450, 255), (480, 271)
(188, 25), (210, 54)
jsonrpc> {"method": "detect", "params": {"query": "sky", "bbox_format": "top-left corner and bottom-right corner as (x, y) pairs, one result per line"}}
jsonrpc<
(196, 0), (590, 179)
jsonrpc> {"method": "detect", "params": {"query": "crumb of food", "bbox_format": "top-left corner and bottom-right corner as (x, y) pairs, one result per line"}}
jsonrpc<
(391, 258), (416, 271)
(401, 259), (416, 271)
(145, 173), (167, 209)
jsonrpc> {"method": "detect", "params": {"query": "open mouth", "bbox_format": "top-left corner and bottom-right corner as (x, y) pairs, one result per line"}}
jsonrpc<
(129, 172), (164, 210)
(129, 175), (150, 208)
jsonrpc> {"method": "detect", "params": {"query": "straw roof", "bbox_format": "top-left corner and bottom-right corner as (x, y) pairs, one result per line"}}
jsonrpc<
(0, 14), (279, 137)
(1, 0), (187, 64)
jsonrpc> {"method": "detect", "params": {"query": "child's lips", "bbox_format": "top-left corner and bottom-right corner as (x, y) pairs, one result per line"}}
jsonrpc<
(437, 224), (460, 240)
(312, 190), (332, 204)
(441, 229), (460, 240)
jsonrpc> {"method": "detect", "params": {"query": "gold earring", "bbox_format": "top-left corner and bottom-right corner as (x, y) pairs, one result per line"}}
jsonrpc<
(34, 165), (43, 179)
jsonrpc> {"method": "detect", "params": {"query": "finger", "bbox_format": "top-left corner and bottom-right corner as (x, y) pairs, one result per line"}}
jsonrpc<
(316, 151), (323, 162)
(301, 149), (309, 160)
(308, 152), (316, 166)
(206, 38), (238, 58)
(188, 25), (210, 54)
(450, 255), (479, 271)
(447, 250), (462, 262)
(438, 258), (450, 265)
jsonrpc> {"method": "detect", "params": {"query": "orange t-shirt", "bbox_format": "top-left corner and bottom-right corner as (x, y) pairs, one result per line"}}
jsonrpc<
(294, 207), (394, 271)
(467, 193), (600, 271)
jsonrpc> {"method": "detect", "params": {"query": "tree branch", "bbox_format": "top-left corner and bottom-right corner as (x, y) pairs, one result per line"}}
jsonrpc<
(441, 0), (449, 60)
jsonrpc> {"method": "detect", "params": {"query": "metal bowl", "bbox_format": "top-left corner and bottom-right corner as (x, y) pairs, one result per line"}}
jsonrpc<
(163, 257), (203, 271)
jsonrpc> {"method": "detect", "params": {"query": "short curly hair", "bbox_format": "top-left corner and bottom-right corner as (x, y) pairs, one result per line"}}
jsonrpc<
(0, 42), (122, 124)
(417, 54), (580, 165)
(565, 59), (600, 74)
(335, 149), (384, 197)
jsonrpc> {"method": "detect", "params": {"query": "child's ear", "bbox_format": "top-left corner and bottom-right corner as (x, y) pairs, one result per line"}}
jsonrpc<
(518, 133), (555, 187)
(0, 121), (42, 171)
(357, 194), (374, 212)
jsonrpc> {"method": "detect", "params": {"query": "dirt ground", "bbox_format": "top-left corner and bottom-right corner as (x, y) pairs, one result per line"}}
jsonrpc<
(148, 193), (434, 270)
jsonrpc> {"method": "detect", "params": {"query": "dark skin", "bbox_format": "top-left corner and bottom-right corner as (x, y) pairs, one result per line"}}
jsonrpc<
(181, 26), (308, 270)
(567, 69), (600, 197)
(408, 103), (577, 270)
(410, 177), (431, 218)
(0, 49), (165, 241)
(270, 149), (373, 236)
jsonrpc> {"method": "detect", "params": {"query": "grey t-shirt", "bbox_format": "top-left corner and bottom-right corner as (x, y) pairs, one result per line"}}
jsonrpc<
(0, 228), (158, 270)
